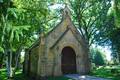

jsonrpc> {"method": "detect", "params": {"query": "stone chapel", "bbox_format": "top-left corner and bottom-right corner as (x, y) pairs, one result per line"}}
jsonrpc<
(24, 6), (91, 79)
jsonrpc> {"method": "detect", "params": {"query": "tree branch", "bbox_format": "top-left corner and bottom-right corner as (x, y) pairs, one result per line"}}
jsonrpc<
(87, 18), (92, 31)
(81, 3), (92, 14)
(89, 13), (102, 29)
(90, 29), (99, 38)
(39, 14), (60, 25)
(81, 18), (87, 35)
(69, 0), (84, 36)
(89, 38), (95, 46)
(89, 25), (97, 37)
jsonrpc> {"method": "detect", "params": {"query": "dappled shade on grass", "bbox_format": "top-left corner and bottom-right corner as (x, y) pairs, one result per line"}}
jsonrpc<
(0, 68), (73, 80)
(89, 66), (120, 80)
(1, 66), (120, 80)
(0, 68), (33, 80)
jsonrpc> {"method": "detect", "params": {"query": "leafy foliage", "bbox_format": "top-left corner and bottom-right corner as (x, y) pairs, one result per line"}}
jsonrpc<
(0, 0), (57, 78)
(90, 47), (106, 65)
(62, 0), (112, 46)
(94, 49), (105, 65)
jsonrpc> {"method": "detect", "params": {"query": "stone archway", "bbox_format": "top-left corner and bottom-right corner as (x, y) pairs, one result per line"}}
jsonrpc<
(61, 46), (76, 74)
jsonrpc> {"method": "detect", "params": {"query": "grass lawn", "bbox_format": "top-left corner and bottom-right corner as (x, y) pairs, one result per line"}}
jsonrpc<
(0, 68), (33, 80)
(1, 66), (120, 80)
(0, 68), (73, 80)
(88, 66), (120, 80)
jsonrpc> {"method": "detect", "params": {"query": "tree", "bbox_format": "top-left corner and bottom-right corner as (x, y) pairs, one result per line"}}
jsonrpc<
(111, 52), (119, 65)
(110, 28), (120, 64)
(0, 0), (59, 78)
(0, 0), (29, 78)
(113, 0), (120, 27)
(94, 48), (105, 65)
(109, 0), (120, 64)
(64, 0), (111, 46)
(90, 47), (95, 62)
(95, 0), (120, 64)
(0, 53), (5, 68)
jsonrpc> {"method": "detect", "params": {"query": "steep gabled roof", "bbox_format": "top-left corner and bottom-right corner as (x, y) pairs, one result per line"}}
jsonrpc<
(45, 15), (71, 37)
(50, 26), (70, 49)
(25, 16), (71, 52)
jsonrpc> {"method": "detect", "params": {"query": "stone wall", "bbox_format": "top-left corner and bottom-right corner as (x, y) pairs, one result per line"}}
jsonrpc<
(44, 16), (86, 76)
(24, 50), (29, 74)
(29, 46), (39, 77)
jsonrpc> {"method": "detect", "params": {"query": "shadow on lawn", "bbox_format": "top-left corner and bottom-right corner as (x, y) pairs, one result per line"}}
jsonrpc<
(0, 68), (33, 80)
(0, 69), (71, 80)
(10, 74), (34, 80)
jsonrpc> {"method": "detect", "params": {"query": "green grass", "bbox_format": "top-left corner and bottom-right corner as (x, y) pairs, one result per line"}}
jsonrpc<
(0, 68), (72, 80)
(88, 66), (120, 80)
(0, 68), (33, 80)
(1, 66), (120, 80)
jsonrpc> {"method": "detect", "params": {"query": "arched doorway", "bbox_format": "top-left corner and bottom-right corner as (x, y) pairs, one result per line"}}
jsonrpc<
(61, 46), (76, 74)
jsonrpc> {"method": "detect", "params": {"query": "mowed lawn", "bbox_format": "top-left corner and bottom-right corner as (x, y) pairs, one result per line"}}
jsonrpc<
(0, 66), (120, 80)
(0, 68), (72, 80)
(0, 68), (33, 80)
(88, 66), (120, 80)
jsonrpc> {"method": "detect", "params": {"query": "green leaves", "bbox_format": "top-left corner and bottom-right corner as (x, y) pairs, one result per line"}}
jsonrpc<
(66, 0), (112, 46)
(19, 30), (23, 37)
(7, 8), (18, 19)
(15, 31), (19, 42)
(0, 46), (4, 53)
(92, 48), (106, 65)
(10, 29), (14, 42)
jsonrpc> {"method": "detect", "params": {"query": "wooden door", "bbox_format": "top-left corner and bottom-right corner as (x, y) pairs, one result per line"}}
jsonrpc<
(61, 47), (76, 74)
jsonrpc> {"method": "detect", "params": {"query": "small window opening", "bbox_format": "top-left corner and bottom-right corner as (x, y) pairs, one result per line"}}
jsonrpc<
(65, 10), (68, 16)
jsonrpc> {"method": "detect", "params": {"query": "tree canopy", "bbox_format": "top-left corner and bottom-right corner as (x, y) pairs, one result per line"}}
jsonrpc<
(90, 47), (106, 65)
(60, 0), (111, 46)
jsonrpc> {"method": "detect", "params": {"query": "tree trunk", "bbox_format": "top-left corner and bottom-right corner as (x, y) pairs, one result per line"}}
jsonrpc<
(85, 39), (92, 74)
(9, 41), (12, 78)
(5, 45), (11, 78)
(3, 36), (11, 78)
(117, 47), (120, 65)
(12, 43), (22, 77)
(16, 54), (21, 70)
(0, 53), (5, 68)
